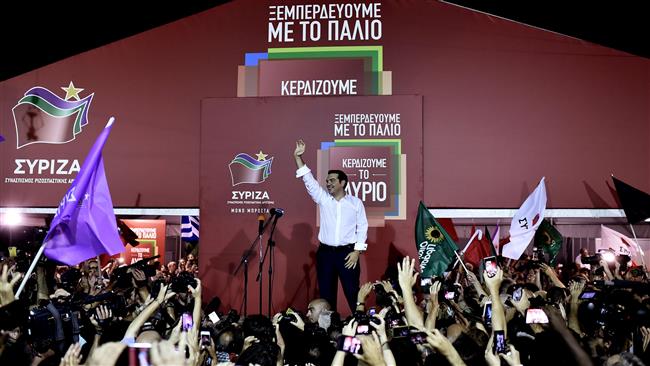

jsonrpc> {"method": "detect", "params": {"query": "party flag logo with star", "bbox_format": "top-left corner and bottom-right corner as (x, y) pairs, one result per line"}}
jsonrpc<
(11, 81), (94, 149)
(228, 150), (274, 186)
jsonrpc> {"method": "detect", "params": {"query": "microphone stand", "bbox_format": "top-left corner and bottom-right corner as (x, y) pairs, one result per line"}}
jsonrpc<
(234, 215), (274, 316)
(257, 218), (264, 314)
(258, 214), (281, 316)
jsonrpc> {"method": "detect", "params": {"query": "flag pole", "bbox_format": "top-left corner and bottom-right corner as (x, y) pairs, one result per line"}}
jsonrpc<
(453, 250), (469, 273)
(460, 229), (482, 255)
(629, 223), (648, 272)
(14, 244), (46, 299)
(449, 229), (482, 271)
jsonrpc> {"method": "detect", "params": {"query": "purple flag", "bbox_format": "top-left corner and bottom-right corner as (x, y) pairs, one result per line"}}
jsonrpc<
(44, 117), (124, 265)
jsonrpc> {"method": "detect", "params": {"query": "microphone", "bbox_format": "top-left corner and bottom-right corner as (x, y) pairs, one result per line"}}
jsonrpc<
(257, 214), (265, 235)
(269, 208), (284, 218)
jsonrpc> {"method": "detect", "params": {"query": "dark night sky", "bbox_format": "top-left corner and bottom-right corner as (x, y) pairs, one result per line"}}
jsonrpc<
(0, 0), (647, 82)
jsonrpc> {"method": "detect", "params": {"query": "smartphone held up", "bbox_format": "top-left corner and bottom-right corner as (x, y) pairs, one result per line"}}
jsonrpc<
(337, 335), (362, 354)
(182, 312), (193, 331)
(484, 256), (498, 278)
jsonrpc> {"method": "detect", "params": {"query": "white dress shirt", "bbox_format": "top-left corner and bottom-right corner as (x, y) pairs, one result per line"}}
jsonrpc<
(296, 165), (368, 251)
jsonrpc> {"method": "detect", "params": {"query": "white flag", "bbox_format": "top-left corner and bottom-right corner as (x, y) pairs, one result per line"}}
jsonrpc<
(502, 178), (547, 260)
(599, 225), (642, 263)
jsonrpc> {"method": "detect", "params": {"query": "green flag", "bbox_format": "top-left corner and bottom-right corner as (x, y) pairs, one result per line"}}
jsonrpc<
(534, 219), (563, 265)
(415, 201), (459, 277)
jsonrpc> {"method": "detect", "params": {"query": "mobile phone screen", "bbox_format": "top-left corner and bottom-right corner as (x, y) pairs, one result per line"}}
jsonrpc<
(409, 332), (427, 344)
(182, 312), (193, 331)
(444, 291), (455, 300)
(526, 308), (549, 324)
(337, 336), (362, 354)
(128, 343), (152, 366)
(493, 331), (507, 354)
(483, 301), (492, 324)
(484, 256), (498, 277)
(356, 324), (370, 335)
(368, 307), (376, 316)
(392, 325), (410, 338)
(512, 287), (523, 302)
(579, 291), (596, 300)
(200, 330), (211, 349)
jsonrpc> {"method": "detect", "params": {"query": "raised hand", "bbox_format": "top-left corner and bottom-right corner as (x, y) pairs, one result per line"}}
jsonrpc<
(369, 315), (388, 345)
(424, 328), (457, 358)
(295, 139), (306, 157)
(90, 305), (113, 331)
(86, 342), (126, 366)
(641, 326), (650, 352)
(397, 256), (418, 291)
(156, 283), (176, 305)
(569, 280), (585, 303)
(150, 340), (186, 366)
(0, 264), (21, 305)
(499, 344), (522, 366)
(59, 343), (82, 366)
(357, 282), (373, 304)
(242, 335), (259, 352)
(483, 267), (503, 294)
(188, 278), (201, 299)
(342, 319), (358, 337)
(353, 332), (385, 366)
(289, 313), (305, 331)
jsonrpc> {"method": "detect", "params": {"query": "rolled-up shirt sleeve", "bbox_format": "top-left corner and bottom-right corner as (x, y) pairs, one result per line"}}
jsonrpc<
(354, 199), (369, 251)
(296, 165), (326, 204)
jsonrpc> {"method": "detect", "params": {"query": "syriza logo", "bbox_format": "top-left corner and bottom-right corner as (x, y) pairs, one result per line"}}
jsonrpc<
(12, 81), (94, 149)
(228, 151), (273, 186)
(4, 82), (92, 184)
(227, 150), (275, 214)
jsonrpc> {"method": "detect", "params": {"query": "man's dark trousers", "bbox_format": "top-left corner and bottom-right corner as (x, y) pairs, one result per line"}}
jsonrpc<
(316, 243), (360, 312)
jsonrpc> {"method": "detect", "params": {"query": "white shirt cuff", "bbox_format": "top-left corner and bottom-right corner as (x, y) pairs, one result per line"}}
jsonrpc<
(354, 242), (368, 251)
(296, 165), (311, 178)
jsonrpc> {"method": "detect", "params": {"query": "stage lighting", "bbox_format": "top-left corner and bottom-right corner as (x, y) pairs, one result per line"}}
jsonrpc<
(2, 209), (23, 226)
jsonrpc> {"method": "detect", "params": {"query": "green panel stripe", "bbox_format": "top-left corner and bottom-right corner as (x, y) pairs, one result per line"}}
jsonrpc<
(268, 50), (381, 71)
(334, 139), (401, 154)
(268, 45), (383, 69)
(266, 46), (384, 94)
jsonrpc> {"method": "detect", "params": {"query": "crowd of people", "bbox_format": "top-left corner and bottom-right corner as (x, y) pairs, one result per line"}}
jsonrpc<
(1, 246), (650, 366)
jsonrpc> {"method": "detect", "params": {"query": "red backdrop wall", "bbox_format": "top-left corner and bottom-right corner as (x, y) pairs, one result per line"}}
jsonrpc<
(0, 0), (649, 312)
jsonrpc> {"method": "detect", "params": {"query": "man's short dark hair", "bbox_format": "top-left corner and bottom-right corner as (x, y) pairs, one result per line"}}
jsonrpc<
(242, 314), (275, 344)
(327, 170), (348, 189)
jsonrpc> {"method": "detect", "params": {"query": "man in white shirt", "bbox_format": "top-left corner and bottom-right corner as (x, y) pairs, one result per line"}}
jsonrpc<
(575, 247), (591, 270)
(294, 139), (369, 312)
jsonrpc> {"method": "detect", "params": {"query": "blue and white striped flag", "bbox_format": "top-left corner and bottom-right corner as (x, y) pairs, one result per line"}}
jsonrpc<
(181, 216), (199, 242)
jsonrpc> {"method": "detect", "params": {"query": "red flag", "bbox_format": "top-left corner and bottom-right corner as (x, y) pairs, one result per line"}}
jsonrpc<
(463, 226), (493, 268)
(438, 218), (459, 242)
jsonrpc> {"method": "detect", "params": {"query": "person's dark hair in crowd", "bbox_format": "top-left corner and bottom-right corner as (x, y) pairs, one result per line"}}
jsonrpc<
(236, 341), (280, 366)
(242, 314), (275, 344)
